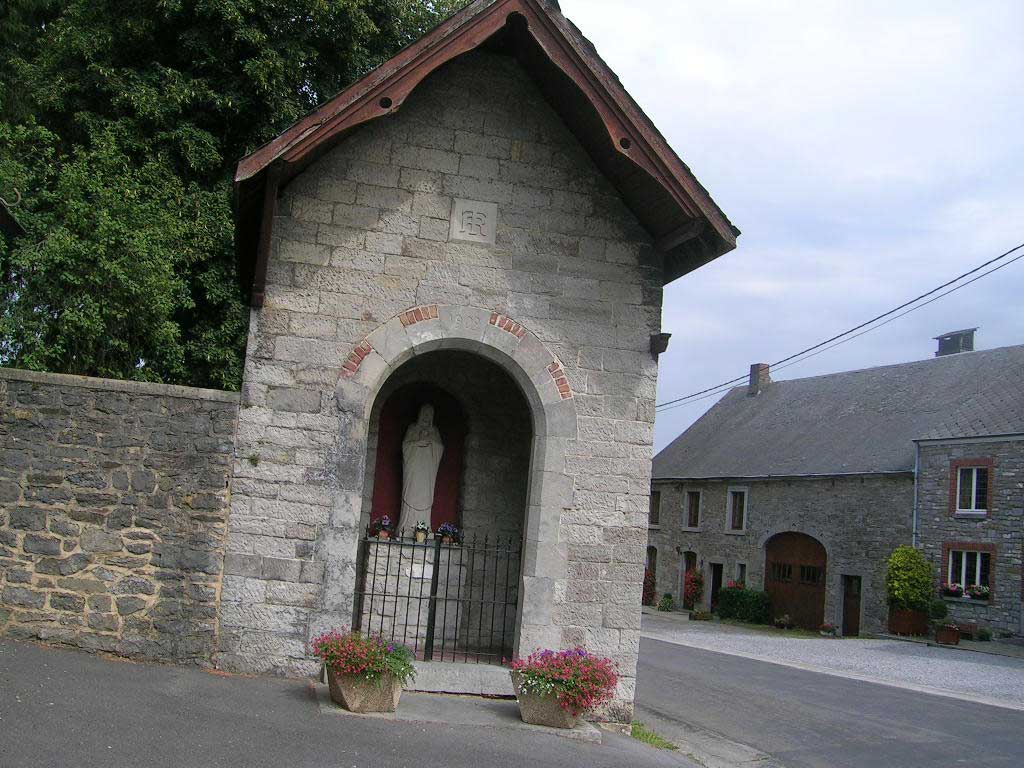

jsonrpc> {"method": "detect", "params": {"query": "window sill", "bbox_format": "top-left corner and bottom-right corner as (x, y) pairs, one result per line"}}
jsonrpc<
(681, 527), (700, 533)
(942, 596), (992, 604)
(647, 525), (661, 531)
(953, 512), (988, 520)
(724, 529), (747, 536)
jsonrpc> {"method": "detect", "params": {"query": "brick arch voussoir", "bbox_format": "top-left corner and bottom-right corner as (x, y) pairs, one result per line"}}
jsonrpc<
(333, 304), (576, 438)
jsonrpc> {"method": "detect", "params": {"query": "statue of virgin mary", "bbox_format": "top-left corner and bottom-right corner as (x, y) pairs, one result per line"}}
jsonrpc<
(398, 404), (444, 532)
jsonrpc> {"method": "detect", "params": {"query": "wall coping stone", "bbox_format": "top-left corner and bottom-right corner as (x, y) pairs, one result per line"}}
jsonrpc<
(0, 367), (239, 403)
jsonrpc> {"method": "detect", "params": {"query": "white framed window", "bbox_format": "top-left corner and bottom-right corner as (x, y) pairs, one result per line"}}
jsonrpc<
(956, 466), (989, 514)
(726, 487), (748, 532)
(648, 490), (661, 528)
(684, 490), (701, 529)
(947, 549), (991, 594)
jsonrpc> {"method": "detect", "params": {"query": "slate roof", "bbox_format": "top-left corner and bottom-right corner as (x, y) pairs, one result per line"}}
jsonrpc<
(652, 344), (1024, 480)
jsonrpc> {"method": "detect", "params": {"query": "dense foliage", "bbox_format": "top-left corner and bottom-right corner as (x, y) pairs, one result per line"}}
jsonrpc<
(642, 568), (656, 606)
(657, 592), (674, 612)
(716, 584), (772, 624)
(886, 545), (933, 611)
(0, 0), (461, 388)
(510, 648), (618, 716)
(311, 628), (416, 684)
(683, 569), (703, 609)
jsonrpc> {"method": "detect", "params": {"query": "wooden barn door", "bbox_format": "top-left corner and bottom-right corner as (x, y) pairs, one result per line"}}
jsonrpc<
(764, 533), (827, 630)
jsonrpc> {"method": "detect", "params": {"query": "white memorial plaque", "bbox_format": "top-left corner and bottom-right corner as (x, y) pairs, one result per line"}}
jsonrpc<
(449, 198), (498, 245)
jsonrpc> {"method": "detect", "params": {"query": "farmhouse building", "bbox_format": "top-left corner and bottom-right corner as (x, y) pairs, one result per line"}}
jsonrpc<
(0, 0), (737, 722)
(649, 333), (1023, 637)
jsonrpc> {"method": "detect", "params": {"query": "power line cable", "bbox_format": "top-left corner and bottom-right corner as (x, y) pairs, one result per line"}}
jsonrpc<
(655, 240), (1024, 411)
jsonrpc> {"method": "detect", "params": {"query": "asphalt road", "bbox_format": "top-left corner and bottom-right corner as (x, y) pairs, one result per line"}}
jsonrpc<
(0, 639), (689, 768)
(636, 636), (1024, 768)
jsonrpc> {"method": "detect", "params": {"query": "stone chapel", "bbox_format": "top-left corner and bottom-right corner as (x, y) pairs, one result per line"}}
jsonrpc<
(0, 0), (736, 723)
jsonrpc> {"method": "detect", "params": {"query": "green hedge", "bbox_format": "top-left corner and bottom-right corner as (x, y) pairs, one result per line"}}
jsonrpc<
(716, 587), (772, 624)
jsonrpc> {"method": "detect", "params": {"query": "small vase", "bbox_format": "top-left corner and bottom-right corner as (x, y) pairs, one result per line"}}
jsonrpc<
(442, 536), (453, 544)
(377, 530), (390, 540)
(415, 530), (427, 543)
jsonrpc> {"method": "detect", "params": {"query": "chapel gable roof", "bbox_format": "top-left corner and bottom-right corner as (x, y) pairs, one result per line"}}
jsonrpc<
(234, 0), (738, 305)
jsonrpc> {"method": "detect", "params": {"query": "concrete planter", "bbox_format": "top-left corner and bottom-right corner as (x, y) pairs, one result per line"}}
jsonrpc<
(326, 669), (403, 713)
(511, 671), (579, 729)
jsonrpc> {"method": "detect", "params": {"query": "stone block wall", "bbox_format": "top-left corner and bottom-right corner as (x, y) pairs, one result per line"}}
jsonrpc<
(648, 474), (914, 633)
(0, 368), (237, 661)
(917, 439), (1023, 636)
(226, 49), (661, 718)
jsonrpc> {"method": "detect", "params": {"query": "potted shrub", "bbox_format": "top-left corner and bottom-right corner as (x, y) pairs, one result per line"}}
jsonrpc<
(886, 545), (932, 636)
(413, 520), (430, 543)
(657, 593), (675, 612)
(683, 569), (704, 611)
(928, 599), (959, 645)
(819, 623), (837, 637)
(436, 522), (460, 544)
(509, 648), (618, 729)
(940, 582), (964, 598)
(689, 609), (713, 621)
(370, 516), (394, 540)
(312, 629), (415, 713)
(966, 584), (990, 601)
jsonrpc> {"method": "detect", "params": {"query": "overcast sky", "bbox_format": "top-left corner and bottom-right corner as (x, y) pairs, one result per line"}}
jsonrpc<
(558, 0), (1024, 450)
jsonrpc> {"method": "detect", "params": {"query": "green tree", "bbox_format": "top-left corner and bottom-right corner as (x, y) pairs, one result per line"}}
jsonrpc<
(886, 545), (933, 611)
(0, 0), (462, 389)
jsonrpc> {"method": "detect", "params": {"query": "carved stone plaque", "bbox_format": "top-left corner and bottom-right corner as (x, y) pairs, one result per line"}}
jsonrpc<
(449, 198), (498, 245)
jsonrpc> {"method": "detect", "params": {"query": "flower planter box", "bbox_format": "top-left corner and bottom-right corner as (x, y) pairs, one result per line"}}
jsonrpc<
(934, 626), (960, 646)
(511, 671), (578, 729)
(326, 668), (403, 713)
(888, 608), (928, 636)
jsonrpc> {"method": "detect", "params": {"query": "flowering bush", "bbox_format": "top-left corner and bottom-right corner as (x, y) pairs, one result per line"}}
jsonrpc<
(726, 580), (745, 589)
(311, 629), (415, 685)
(642, 568), (656, 606)
(966, 584), (990, 600)
(940, 582), (964, 598)
(436, 522), (460, 540)
(683, 569), (704, 609)
(511, 648), (618, 716)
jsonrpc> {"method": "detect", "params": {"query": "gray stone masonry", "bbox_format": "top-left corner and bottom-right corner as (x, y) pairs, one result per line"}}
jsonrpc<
(648, 474), (914, 634)
(0, 367), (238, 661)
(917, 438), (1023, 636)
(225, 50), (661, 721)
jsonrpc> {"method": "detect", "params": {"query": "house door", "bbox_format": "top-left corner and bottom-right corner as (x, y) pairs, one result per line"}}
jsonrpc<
(710, 563), (723, 611)
(842, 575), (861, 637)
(764, 532), (827, 630)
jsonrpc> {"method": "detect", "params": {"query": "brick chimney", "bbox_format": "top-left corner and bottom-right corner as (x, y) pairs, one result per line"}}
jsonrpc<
(748, 363), (771, 397)
(934, 328), (977, 357)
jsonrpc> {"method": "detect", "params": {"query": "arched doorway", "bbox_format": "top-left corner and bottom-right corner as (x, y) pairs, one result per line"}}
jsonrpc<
(355, 349), (533, 662)
(327, 304), (580, 665)
(764, 532), (827, 630)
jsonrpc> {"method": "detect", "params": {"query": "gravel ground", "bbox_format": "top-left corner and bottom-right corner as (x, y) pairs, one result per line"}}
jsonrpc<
(641, 611), (1024, 708)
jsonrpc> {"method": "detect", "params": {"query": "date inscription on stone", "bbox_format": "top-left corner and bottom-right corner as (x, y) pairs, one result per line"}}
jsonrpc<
(449, 199), (498, 245)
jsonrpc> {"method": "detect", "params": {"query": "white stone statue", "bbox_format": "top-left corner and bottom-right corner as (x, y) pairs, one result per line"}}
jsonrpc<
(398, 404), (444, 532)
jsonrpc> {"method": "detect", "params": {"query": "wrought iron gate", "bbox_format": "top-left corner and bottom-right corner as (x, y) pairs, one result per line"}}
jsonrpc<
(352, 529), (522, 664)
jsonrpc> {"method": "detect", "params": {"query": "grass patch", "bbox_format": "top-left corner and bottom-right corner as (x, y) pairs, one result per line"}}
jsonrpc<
(631, 721), (678, 751)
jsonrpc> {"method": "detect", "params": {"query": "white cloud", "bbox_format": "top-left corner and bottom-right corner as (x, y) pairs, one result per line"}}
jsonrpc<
(558, 0), (1024, 449)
